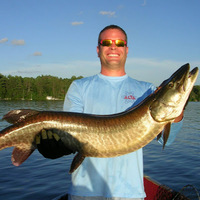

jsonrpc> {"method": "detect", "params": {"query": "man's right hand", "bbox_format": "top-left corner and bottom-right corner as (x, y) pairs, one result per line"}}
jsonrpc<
(35, 129), (73, 159)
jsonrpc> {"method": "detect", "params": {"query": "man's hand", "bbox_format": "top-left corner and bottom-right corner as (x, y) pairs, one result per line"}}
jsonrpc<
(35, 129), (73, 159)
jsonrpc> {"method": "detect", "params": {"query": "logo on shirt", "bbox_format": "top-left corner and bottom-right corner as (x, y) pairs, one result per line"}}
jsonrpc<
(123, 91), (136, 104)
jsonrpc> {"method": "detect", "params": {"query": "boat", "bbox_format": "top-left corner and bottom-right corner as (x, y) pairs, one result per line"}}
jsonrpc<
(144, 176), (191, 200)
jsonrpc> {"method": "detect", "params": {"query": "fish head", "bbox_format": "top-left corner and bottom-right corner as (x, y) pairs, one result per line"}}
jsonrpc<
(150, 63), (199, 122)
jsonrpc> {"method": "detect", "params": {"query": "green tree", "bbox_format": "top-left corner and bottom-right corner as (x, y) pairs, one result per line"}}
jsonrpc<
(0, 75), (7, 99)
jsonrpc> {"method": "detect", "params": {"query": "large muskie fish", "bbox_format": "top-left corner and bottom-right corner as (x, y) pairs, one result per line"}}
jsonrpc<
(0, 63), (198, 173)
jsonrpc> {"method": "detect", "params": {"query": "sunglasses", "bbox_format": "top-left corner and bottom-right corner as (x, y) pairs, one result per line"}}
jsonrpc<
(99, 39), (127, 47)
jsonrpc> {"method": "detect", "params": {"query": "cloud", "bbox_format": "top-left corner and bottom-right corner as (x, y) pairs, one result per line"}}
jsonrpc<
(38, 60), (100, 78)
(71, 21), (84, 26)
(17, 69), (41, 74)
(126, 57), (200, 86)
(99, 11), (116, 17)
(117, 5), (124, 9)
(2, 65), (42, 76)
(11, 39), (25, 46)
(0, 38), (8, 43)
(78, 11), (84, 15)
(2, 58), (199, 85)
(4, 60), (100, 78)
(141, 0), (147, 6)
(33, 52), (42, 56)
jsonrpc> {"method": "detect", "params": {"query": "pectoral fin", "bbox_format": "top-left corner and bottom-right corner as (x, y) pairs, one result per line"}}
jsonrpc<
(69, 153), (85, 173)
(12, 146), (35, 166)
(157, 132), (162, 141)
(162, 123), (171, 149)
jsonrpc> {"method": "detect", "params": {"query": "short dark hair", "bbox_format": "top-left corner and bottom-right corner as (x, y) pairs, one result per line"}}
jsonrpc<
(98, 25), (128, 45)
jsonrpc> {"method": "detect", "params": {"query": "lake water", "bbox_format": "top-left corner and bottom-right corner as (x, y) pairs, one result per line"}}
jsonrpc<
(0, 100), (199, 199)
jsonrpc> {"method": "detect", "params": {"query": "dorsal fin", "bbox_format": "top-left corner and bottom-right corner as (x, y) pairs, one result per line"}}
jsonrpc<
(3, 109), (40, 124)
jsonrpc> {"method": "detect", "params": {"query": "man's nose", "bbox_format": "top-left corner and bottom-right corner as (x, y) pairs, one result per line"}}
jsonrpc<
(110, 41), (116, 49)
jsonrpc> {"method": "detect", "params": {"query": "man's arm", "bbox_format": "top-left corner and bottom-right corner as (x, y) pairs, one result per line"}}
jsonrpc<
(63, 81), (84, 112)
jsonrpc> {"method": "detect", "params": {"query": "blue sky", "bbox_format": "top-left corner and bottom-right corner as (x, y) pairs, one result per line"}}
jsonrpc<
(0, 0), (199, 86)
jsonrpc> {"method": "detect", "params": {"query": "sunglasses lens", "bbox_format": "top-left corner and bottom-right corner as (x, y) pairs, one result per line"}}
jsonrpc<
(101, 40), (112, 46)
(100, 39), (126, 47)
(115, 40), (125, 47)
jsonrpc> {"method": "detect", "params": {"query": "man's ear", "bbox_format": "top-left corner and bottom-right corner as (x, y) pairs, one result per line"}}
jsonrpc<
(126, 46), (129, 55)
(97, 45), (100, 57)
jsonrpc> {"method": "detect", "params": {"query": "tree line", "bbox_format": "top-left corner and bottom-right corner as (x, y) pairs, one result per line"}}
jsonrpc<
(189, 85), (200, 101)
(0, 73), (199, 101)
(0, 74), (83, 100)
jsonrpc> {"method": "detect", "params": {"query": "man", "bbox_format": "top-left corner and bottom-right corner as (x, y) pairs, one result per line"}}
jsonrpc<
(37, 25), (183, 200)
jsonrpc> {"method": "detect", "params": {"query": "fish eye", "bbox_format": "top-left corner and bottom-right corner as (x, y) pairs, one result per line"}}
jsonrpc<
(168, 82), (174, 88)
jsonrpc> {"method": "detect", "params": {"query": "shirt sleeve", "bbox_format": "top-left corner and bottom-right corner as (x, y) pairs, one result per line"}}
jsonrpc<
(63, 81), (84, 113)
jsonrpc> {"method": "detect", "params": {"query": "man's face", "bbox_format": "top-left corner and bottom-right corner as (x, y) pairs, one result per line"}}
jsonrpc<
(97, 29), (128, 71)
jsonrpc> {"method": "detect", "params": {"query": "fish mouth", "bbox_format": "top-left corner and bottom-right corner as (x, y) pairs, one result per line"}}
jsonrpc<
(182, 66), (199, 92)
(168, 63), (199, 93)
(189, 67), (199, 78)
(156, 63), (199, 96)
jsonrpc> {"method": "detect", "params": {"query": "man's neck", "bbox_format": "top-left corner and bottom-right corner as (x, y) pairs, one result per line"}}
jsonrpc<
(100, 67), (126, 77)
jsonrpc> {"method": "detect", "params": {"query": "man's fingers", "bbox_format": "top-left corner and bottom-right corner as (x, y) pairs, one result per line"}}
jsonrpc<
(41, 129), (48, 139)
(35, 135), (41, 145)
(47, 130), (53, 139)
(36, 130), (61, 144)
(53, 133), (60, 141)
